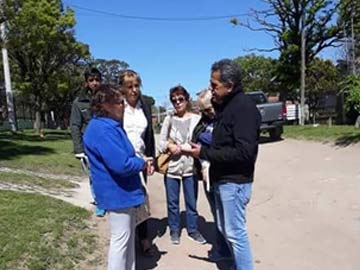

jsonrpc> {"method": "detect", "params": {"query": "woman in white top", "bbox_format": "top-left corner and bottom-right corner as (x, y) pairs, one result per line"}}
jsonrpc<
(119, 69), (156, 257)
(159, 85), (206, 245)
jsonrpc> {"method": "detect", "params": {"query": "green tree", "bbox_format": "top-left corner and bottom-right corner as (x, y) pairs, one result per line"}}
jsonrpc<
(233, 54), (278, 93)
(232, 0), (345, 98)
(4, 0), (89, 130)
(342, 75), (360, 126)
(46, 62), (88, 128)
(306, 58), (340, 114)
(92, 58), (129, 84)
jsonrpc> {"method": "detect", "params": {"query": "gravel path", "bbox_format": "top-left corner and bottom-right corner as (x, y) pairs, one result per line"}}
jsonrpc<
(1, 139), (359, 270)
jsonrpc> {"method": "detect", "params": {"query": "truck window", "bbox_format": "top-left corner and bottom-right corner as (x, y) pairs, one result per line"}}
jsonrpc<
(247, 93), (267, 104)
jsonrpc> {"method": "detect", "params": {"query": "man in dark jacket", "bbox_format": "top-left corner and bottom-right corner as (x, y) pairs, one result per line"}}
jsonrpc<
(185, 59), (261, 270)
(70, 68), (101, 155)
(70, 67), (105, 217)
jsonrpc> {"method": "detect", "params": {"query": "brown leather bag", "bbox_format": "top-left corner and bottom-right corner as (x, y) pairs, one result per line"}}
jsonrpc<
(154, 150), (172, 174)
(154, 116), (173, 174)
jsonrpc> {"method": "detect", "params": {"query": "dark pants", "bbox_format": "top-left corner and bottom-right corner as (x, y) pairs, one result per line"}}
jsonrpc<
(137, 172), (148, 241)
(137, 220), (148, 240)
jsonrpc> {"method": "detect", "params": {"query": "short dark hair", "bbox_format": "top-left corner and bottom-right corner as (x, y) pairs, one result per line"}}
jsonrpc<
(169, 85), (190, 102)
(91, 84), (123, 117)
(211, 59), (243, 91)
(85, 67), (102, 81)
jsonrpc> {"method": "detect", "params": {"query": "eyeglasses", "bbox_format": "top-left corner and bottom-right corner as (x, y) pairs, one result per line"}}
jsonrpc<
(171, 96), (186, 104)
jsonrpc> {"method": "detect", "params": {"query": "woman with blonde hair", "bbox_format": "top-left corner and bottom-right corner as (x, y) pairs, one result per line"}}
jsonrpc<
(118, 69), (156, 256)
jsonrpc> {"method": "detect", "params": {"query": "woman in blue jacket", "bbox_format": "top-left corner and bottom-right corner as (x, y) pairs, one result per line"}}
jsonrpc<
(83, 84), (149, 270)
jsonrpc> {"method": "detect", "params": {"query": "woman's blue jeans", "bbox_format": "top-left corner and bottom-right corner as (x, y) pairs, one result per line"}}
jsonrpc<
(214, 182), (253, 270)
(164, 175), (199, 234)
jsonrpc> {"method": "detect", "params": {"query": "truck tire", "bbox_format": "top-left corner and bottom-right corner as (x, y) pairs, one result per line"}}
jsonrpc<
(269, 127), (282, 141)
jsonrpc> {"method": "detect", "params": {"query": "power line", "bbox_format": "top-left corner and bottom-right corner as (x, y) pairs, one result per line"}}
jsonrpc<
(65, 3), (248, 22)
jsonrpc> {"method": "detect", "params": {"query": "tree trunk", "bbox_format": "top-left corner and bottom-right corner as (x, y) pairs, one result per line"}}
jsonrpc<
(33, 97), (41, 131)
(34, 110), (41, 131)
(355, 115), (360, 128)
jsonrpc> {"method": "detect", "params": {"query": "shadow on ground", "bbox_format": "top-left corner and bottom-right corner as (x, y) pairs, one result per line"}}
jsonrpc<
(0, 130), (71, 142)
(189, 216), (234, 270)
(334, 133), (360, 147)
(135, 213), (232, 270)
(259, 135), (283, 144)
(0, 141), (55, 161)
(0, 130), (70, 161)
(136, 217), (168, 270)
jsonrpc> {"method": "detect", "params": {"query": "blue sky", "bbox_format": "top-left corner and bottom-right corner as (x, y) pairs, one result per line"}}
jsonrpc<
(64, 0), (336, 107)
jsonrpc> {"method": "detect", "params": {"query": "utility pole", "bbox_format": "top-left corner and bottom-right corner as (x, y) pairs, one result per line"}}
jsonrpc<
(300, 11), (306, 126)
(157, 105), (160, 123)
(351, 15), (356, 75)
(0, 2), (16, 132)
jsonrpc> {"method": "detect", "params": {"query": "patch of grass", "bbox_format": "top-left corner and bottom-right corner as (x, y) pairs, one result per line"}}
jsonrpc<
(0, 129), (82, 175)
(0, 171), (78, 190)
(284, 125), (360, 145)
(0, 190), (99, 270)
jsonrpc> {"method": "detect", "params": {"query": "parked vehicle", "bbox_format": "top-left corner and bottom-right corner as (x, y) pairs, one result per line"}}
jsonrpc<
(286, 103), (299, 122)
(246, 91), (286, 140)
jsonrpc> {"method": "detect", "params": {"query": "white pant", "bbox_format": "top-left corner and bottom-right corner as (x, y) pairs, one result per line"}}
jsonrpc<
(108, 208), (136, 270)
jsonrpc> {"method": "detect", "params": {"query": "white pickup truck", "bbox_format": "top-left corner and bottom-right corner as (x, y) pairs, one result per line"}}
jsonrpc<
(246, 91), (286, 140)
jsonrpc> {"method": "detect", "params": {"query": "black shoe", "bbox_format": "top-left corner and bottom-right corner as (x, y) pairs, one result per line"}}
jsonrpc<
(188, 231), (206, 244)
(170, 231), (180, 245)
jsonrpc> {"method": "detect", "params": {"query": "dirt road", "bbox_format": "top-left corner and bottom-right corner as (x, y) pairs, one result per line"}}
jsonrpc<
(68, 139), (360, 270)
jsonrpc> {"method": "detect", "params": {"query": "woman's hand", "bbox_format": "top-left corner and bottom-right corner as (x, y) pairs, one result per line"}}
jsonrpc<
(146, 159), (154, 175)
(168, 142), (181, 155)
(142, 157), (154, 176)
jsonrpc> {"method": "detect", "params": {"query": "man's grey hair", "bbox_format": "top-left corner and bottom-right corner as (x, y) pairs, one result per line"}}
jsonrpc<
(211, 59), (243, 90)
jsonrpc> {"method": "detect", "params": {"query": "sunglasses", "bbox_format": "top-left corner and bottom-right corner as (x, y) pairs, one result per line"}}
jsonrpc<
(171, 96), (186, 104)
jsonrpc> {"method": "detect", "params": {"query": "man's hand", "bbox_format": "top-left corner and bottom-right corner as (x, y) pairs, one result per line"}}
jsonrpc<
(181, 142), (201, 158)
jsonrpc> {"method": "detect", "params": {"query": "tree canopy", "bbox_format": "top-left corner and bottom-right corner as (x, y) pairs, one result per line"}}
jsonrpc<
(92, 58), (129, 84)
(305, 58), (340, 112)
(232, 0), (345, 97)
(4, 0), (89, 128)
(0, 0), (150, 130)
(233, 54), (277, 93)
